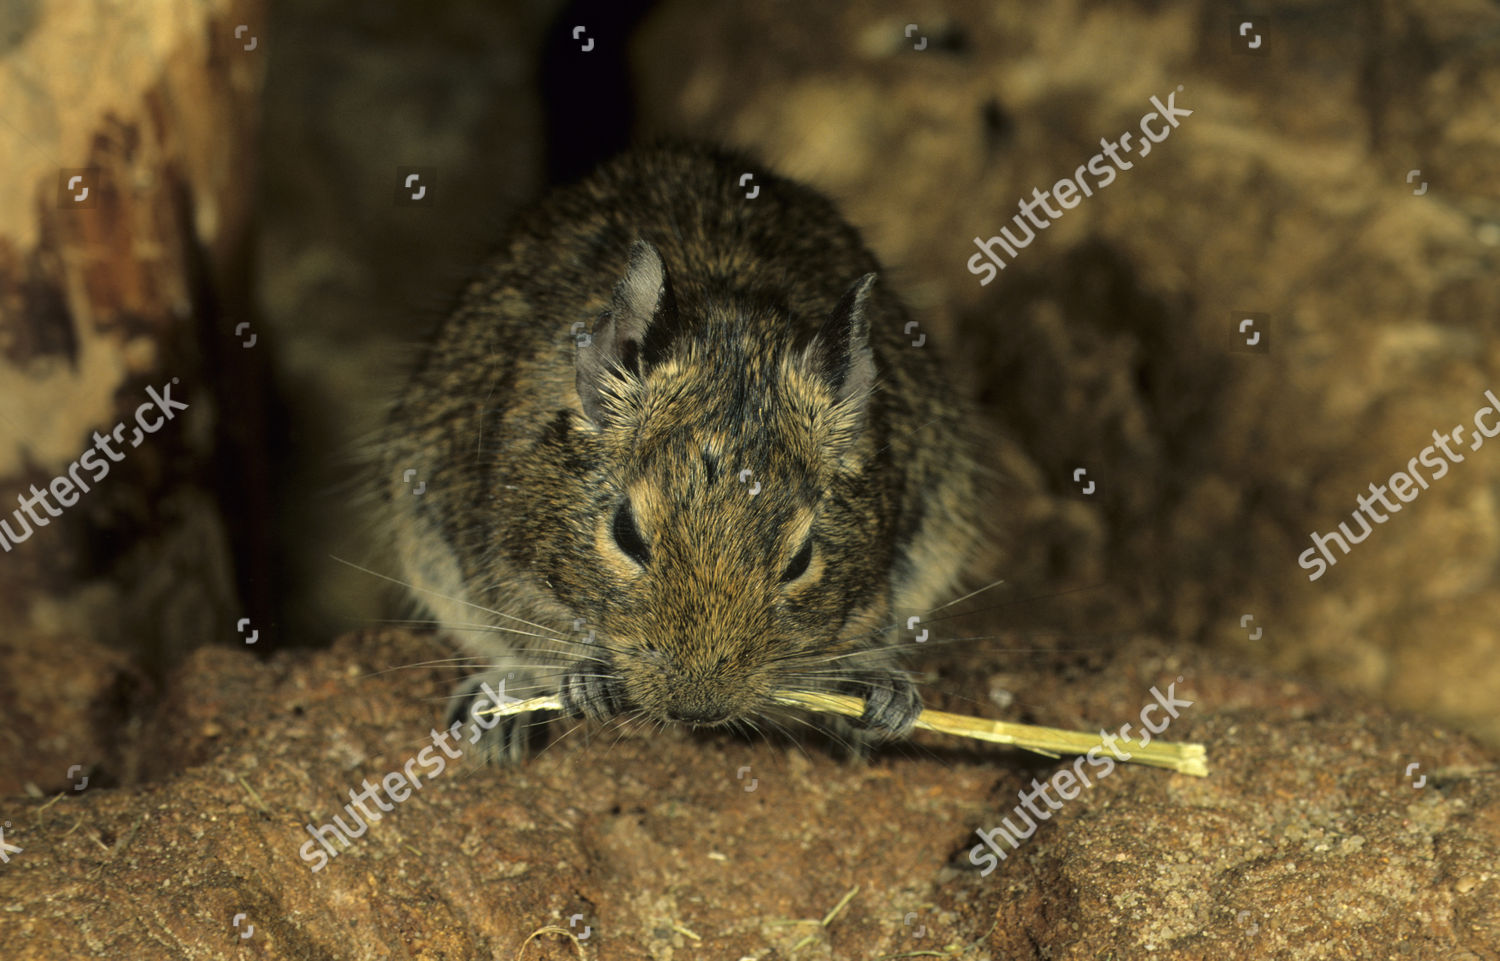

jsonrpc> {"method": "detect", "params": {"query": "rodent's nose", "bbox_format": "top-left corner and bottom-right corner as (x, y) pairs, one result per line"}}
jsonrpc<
(665, 703), (732, 725)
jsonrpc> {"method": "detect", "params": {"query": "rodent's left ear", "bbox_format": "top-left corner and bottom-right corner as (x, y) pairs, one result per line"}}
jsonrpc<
(807, 272), (878, 413)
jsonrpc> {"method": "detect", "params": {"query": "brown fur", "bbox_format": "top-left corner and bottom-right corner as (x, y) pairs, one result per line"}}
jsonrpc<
(378, 142), (991, 761)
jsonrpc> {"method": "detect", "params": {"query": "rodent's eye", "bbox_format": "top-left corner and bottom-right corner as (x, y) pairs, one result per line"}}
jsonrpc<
(780, 537), (813, 583)
(612, 501), (651, 566)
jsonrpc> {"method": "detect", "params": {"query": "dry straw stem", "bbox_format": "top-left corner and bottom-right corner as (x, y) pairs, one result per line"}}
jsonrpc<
(479, 692), (1209, 776)
(777, 691), (1208, 777)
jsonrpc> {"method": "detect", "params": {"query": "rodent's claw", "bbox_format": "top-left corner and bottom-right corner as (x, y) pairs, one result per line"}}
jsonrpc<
(847, 671), (923, 741)
(559, 670), (628, 720)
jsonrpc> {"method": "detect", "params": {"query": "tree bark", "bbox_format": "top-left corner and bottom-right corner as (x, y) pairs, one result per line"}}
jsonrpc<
(0, 0), (268, 794)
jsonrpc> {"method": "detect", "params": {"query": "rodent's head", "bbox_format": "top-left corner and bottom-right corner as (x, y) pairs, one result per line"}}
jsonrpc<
(556, 240), (897, 729)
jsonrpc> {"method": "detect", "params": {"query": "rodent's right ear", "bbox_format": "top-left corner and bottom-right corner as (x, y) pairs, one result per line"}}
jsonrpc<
(809, 272), (877, 405)
(576, 240), (682, 427)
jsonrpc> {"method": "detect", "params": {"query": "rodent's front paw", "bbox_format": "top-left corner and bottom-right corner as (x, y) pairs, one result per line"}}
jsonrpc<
(559, 670), (630, 721)
(844, 671), (923, 741)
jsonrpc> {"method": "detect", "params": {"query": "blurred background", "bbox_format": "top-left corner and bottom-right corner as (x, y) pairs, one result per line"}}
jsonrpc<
(2, 0), (1498, 798)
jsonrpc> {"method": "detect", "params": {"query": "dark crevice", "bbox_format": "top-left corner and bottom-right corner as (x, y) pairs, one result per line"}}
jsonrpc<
(538, 0), (658, 185)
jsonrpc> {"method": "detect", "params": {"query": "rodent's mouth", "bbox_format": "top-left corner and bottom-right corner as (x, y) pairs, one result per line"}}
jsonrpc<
(660, 705), (737, 726)
(646, 694), (762, 729)
(558, 666), (756, 727)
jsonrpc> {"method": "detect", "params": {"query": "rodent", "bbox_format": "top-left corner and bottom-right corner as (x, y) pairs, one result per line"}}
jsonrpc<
(379, 142), (991, 763)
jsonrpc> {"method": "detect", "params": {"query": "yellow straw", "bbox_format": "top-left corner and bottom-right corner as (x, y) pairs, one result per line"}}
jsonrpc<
(477, 691), (1208, 776)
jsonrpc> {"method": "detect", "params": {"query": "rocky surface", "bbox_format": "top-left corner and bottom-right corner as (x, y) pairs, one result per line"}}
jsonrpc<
(1, 625), (1496, 959)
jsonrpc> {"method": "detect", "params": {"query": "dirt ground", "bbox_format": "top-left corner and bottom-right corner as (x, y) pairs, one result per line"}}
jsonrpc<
(3, 622), (1495, 959)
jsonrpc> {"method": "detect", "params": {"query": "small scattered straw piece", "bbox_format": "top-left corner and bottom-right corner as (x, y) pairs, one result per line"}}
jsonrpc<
(514, 925), (586, 960)
(790, 884), (861, 952)
(479, 692), (1208, 777)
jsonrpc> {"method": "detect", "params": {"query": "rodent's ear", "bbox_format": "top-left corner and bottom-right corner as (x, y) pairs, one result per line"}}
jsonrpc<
(576, 240), (682, 426)
(808, 272), (878, 413)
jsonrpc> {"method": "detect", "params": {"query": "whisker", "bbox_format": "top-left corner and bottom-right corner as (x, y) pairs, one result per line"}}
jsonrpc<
(535, 714), (589, 760)
(328, 554), (568, 637)
(356, 618), (588, 643)
(840, 576), (1010, 643)
(757, 710), (809, 759)
(839, 580), (1113, 649)
(814, 631), (1119, 663)
(925, 575), (1011, 615)
(915, 580), (1113, 628)
(598, 710), (641, 762)
(356, 656), (498, 679)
